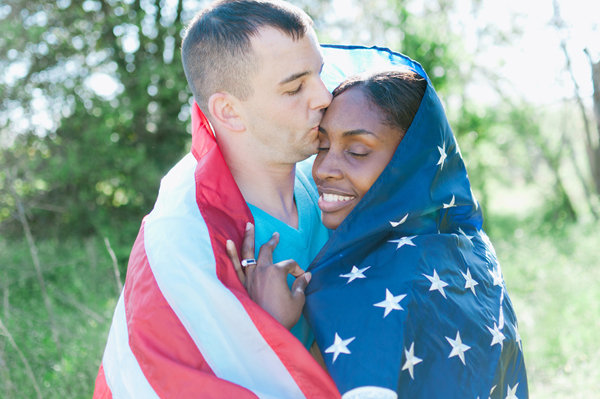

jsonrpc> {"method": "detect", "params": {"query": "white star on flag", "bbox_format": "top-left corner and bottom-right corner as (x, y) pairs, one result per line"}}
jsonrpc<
(470, 187), (479, 209)
(446, 330), (471, 365)
(374, 288), (407, 317)
(423, 269), (449, 298)
(479, 230), (494, 249)
(325, 332), (355, 363)
(401, 342), (422, 379)
(388, 235), (417, 250)
(487, 323), (506, 349)
(477, 385), (497, 399)
(505, 382), (519, 399)
(339, 265), (371, 284)
(462, 268), (478, 295)
(457, 227), (474, 244)
(443, 195), (456, 209)
(515, 327), (523, 351)
(390, 213), (408, 227)
(488, 267), (503, 287)
(437, 142), (448, 169)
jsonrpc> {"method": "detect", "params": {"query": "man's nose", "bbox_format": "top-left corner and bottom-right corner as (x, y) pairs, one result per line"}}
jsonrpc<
(310, 78), (332, 111)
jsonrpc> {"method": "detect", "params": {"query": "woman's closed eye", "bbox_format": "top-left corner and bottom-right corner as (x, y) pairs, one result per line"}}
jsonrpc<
(347, 151), (369, 157)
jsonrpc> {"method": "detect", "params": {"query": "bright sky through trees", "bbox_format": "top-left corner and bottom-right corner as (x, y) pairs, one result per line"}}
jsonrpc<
(328, 0), (599, 105)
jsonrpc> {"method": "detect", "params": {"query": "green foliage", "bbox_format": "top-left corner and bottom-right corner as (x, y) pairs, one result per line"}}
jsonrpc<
(0, 0), (191, 239)
(491, 217), (600, 398)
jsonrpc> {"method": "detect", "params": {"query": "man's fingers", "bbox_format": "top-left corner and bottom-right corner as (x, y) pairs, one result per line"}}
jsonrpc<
(226, 239), (245, 285)
(241, 222), (255, 260)
(257, 231), (279, 265)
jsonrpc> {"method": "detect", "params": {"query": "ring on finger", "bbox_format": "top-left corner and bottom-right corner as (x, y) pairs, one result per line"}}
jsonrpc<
(241, 258), (257, 267)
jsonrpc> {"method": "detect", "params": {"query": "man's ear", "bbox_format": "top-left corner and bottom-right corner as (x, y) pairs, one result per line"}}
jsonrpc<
(207, 92), (245, 132)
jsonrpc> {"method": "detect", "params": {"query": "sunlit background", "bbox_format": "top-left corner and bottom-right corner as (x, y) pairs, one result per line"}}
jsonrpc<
(1, 0), (598, 397)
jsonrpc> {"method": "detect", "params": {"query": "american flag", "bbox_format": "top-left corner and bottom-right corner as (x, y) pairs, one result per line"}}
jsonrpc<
(305, 46), (528, 399)
(93, 102), (339, 398)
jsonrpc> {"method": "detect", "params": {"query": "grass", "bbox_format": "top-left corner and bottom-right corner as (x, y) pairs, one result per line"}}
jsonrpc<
(0, 216), (598, 397)
(0, 236), (119, 398)
(490, 217), (600, 398)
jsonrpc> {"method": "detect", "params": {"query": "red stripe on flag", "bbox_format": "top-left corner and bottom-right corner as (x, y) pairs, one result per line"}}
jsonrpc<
(92, 364), (112, 399)
(123, 223), (258, 398)
(191, 103), (340, 398)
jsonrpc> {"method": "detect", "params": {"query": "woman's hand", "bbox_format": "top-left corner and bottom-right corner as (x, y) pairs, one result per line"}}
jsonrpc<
(226, 223), (311, 330)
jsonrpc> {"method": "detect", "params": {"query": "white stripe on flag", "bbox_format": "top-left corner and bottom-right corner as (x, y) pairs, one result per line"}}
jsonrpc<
(144, 154), (305, 399)
(102, 292), (160, 398)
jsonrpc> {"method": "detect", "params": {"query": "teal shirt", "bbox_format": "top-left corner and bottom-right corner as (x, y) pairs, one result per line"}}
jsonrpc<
(247, 159), (328, 349)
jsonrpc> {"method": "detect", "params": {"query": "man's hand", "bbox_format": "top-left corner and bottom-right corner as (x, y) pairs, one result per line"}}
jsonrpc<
(226, 223), (311, 330)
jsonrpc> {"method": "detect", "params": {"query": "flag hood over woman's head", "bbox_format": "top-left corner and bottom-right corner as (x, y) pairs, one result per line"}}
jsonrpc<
(305, 45), (528, 399)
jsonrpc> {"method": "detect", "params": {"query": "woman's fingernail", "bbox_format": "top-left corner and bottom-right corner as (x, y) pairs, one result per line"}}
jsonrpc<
(246, 222), (253, 231)
(304, 272), (312, 283)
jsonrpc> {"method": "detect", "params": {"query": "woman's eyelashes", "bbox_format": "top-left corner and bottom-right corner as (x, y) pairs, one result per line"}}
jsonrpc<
(347, 151), (369, 157)
(316, 146), (370, 157)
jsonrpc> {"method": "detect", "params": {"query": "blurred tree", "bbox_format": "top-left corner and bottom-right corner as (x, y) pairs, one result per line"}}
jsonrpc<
(551, 0), (600, 218)
(584, 49), (600, 195)
(0, 0), (191, 243)
(2, 0), (595, 245)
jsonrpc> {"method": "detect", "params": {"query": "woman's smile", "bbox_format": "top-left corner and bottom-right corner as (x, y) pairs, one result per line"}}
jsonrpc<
(317, 190), (357, 213)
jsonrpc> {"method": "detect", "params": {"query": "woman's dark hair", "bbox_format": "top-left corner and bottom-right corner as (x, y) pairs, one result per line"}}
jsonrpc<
(332, 70), (427, 138)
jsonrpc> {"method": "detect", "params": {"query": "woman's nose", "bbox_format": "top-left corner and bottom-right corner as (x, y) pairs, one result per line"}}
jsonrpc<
(314, 150), (343, 181)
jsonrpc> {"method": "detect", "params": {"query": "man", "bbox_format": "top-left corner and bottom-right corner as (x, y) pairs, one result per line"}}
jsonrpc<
(93, 0), (338, 397)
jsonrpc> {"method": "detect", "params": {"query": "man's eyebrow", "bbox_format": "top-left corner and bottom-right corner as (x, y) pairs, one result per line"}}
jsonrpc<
(278, 62), (324, 85)
(278, 71), (310, 85)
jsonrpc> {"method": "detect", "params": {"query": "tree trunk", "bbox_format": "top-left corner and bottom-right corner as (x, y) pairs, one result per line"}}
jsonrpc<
(585, 50), (600, 195)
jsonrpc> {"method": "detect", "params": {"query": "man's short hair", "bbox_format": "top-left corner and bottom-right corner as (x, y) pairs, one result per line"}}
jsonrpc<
(181, 0), (313, 112)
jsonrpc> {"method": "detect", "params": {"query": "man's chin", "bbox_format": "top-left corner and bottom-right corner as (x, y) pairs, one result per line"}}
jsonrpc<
(307, 141), (320, 156)
(294, 145), (319, 162)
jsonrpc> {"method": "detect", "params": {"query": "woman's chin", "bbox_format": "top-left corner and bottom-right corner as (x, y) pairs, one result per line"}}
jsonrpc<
(321, 215), (342, 230)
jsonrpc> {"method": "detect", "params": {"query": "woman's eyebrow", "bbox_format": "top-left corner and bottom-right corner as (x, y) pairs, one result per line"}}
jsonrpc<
(342, 129), (376, 137)
(318, 127), (376, 137)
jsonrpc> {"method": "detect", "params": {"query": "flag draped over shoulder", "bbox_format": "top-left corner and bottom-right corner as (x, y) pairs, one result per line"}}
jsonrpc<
(305, 45), (528, 399)
(93, 103), (339, 398)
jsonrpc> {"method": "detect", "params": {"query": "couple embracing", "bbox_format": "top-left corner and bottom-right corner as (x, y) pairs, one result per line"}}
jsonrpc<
(94, 1), (527, 398)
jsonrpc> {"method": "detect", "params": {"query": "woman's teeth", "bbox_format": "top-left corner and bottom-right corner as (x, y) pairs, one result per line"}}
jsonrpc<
(322, 193), (353, 202)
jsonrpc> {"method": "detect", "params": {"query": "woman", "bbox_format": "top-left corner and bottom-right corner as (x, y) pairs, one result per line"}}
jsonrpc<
(230, 51), (527, 398)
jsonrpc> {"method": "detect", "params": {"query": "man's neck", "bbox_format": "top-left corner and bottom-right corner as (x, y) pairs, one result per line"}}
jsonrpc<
(230, 159), (299, 229)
